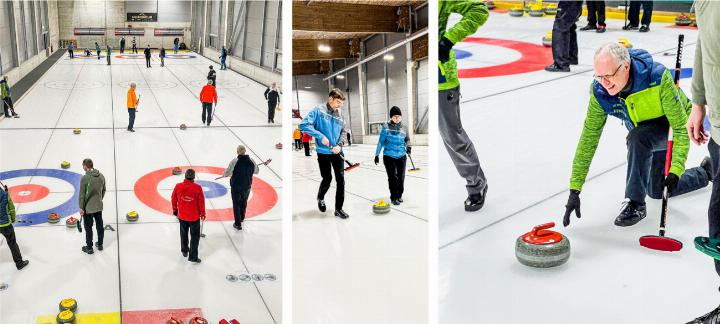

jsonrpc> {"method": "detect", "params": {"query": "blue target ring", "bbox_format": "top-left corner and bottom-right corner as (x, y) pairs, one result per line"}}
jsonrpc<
(0, 169), (81, 226)
(195, 180), (227, 199)
(454, 48), (472, 60)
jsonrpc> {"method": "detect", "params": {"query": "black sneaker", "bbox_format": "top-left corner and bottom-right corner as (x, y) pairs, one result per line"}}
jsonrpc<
(639, 25), (650, 32)
(623, 24), (638, 30)
(318, 199), (326, 212)
(129, 129), (135, 132)
(189, 258), (202, 263)
(334, 209), (349, 219)
(391, 199), (400, 205)
(182, 251), (188, 257)
(95, 243), (103, 251)
(82, 246), (94, 254)
(15, 260), (29, 270)
(13, 114), (19, 118)
(686, 304), (720, 323)
(465, 185), (488, 212)
(398, 198), (404, 203)
(614, 199), (647, 226)
(545, 64), (570, 72)
(702, 156), (714, 182)
(579, 24), (596, 31)
(233, 223), (242, 230)
(596, 26), (606, 33)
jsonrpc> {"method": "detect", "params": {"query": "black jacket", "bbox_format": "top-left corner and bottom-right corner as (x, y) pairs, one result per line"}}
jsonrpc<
(230, 155), (256, 189)
(144, 48), (151, 57)
(264, 88), (279, 105)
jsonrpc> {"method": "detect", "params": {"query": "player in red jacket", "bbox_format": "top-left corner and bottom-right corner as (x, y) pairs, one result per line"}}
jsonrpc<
(199, 80), (218, 126)
(171, 169), (206, 263)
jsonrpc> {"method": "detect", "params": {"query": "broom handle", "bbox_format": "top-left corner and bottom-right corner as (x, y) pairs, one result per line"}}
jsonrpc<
(408, 153), (417, 169)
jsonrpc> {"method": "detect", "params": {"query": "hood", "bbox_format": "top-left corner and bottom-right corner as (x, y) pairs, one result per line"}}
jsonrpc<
(628, 49), (655, 93)
(88, 169), (101, 177)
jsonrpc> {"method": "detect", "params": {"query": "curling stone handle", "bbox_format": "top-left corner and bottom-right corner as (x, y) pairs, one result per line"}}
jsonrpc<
(533, 222), (556, 235)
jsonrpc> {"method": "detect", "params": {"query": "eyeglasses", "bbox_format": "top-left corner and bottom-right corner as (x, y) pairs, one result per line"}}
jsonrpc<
(593, 63), (624, 83)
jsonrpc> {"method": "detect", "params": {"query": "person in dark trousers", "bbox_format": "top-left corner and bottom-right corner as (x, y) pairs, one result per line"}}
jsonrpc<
(293, 127), (302, 150)
(375, 106), (411, 205)
(219, 46), (228, 70)
(299, 88), (350, 219)
(120, 37), (125, 53)
(264, 82), (279, 123)
(131, 37), (137, 54)
(625, 0), (653, 32)
(580, 1), (606, 33)
(545, 1), (582, 72)
(439, 0), (489, 211)
(106, 45), (111, 65)
(159, 47), (166, 67)
(207, 65), (216, 86)
(67, 42), (74, 58)
(1, 76), (19, 118)
(173, 37), (180, 54)
(199, 80), (217, 126)
(222, 145), (260, 230)
(95, 42), (101, 60)
(78, 158), (107, 254)
(302, 131), (312, 157)
(0, 183), (29, 270)
(172, 169), (205, 263)
(346, 128), (352, 146)
(127, 82), (139, 132)
(144, 45), (152, 68)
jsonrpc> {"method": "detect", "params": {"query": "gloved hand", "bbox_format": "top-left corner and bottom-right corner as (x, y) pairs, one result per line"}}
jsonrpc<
(374, 156), (379, 165)
(663, 173), (679, 193)
(173, 210), (178, 217)
(439, 37), (454, 63)
(563, 189), (581, 227)
(406, 146), (412, 155)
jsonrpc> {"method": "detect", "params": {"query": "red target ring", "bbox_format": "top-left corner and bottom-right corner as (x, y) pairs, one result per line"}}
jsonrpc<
(9, 184), (50, 203)
(457, 37), (553, 78)
(134, 166), (278, 221)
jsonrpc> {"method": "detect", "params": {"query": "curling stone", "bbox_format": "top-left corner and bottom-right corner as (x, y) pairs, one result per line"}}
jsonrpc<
(126, 211), (139, 222)
(675, 14), (692, 26)
(372, 200), (391, 214)
(179, 124), (187, 130)
(48, 212), (60, 224)
(56, 310), (76, 324)
(515, 222), (570, 268)
(172, 167), (182, 175)
(695, 236), (720, 260)
(528, 5), (544, 17)
(508, 7), (524, 17)
(542, 32), (552, 47)
(65, 217), (78, 228)
(73, 129), (81, 135)
(544, 4), (557, 15)
(166, 317), (184, 324)
(275, 142), (282, 149)
(189, 317), (208, 324)
(617, 37), (632, 49)
(61, 161), (71, 169)
(238, 274), (251, 281)
(485, 1), (495, 10)
(264, 273), (277, 281)
(226, 274), (238, 282)
(251, 274), (264, 281)
(58, 298), (77, 312)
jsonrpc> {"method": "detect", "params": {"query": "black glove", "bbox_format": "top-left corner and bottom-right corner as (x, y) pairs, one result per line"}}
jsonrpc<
(563, 189), (581, 227)
(374, 156), (379, 165)
(663, 173), (679, 193)
(439, 37), (454, 63)
(173, 210), (178, 217)
(406, 146), (412, 155)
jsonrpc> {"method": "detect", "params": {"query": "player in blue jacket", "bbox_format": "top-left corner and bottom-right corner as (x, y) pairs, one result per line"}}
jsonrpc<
(299, 88), (350, 219)
(375, 106), (411, 205)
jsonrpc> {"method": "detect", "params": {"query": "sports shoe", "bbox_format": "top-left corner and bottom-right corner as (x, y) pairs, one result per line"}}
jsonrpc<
(686, 304), (720, 323)
(391, 199), (400, 205)
(233, 223), (242, 230)
(182, 251), (188, 257)
(318, 199), (326, 212)
(596, 26), (606, 33)
(465, 185), (488, 212)
(623, 24), (638, 30)
(95, 243), (103, 251)
(189, 258), (202, 263)
(398, 198), (404, 203)
(579, 24), (596, 31)
(545, 64), (570, 72)
(702, 156), (714, 181)
(614, 199), (647, 226)
(82, 246), (95, 254)
(639, 25), (650, 32)
(334, 209), (349, 219)
(16, 260), (29, 270)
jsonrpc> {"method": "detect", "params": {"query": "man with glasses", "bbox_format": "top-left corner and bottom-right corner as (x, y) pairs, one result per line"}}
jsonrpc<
(562, 42), (711, 228)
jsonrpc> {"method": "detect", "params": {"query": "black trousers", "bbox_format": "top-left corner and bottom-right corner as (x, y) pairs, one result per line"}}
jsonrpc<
(0, 225), (23, 266)
(132, 45), (137, 53)
(303, 142), (311, 156)
(127, 108), (136, 130)
(586, 1), (606, 27)
(231, 187), (251, 226)
(267, 101), (276, 122)
(68, 49), (74, 58)
(3, 97), (15, 117)
(317, 153), (345, 210)
(160, 57), (164, 67)
(551, 1), (582, 68)
(145, 57), (151, 67)
(628, 0), (653, 27)
(106, 54), (111, 65)
(383, 155), (407, 201)
(707, 139), (720, 276)
(120, 45), (124, 53)
(179, 219), (200, 260)
(82, 211), (104, 247)
(202, 103), (213, 125)
(294, 139), (302, 150)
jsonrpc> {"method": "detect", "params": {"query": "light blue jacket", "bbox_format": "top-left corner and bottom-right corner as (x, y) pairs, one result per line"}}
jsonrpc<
(375, 121), (409, 159)
(299, 103), (346, 155)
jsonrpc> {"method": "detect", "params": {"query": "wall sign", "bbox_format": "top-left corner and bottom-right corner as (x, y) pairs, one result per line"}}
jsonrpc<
(127, 12), (157, 22)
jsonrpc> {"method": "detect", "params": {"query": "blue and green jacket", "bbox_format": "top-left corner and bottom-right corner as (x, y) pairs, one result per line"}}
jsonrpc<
(0, 189), (16, 227)
(375, 121), (410, 159)
(299, 103), (346, 155)
(570, 49), (692, 191)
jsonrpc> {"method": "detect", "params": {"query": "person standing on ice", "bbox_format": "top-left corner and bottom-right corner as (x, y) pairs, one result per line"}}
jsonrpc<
(684, 2), (720, 322)
(438, 0), (489, 212)
(374, 106), (411, 205)
(221, 145), (259, 231)
(171, 169), (206, 263)
(131, 37), (137, 54)
(563, 42), (712, 228)
(106, 45), (112, 65)
(207, 65), (217, 86)
(159, 47), (166, 67)
(1, 76), (19, 118)
(95, 42), (101, 60)
(264, 82), (279, 123)
(0, 184), (29, 270)
(173, 37), (179, 54)
(219, 46), (227, 70)
(199, 80), (217, 126)
(119, 37), (125, 54)
(302, 131), (312, 157)
(67, 42), (74, 58)
(78, 159), (106, 255)
(299, 88), (349, 219)
(127, 82), (139, 132)
(144, 45), (152, 68)
(545, 0), (582, 72)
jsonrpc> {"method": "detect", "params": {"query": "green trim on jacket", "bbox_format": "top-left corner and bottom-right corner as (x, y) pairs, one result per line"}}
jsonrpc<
(1, 195), (16, 227)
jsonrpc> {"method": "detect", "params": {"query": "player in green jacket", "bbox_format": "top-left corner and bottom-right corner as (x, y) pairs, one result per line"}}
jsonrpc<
(563, 42), (711, 228)
(439, 0), (489, 211)
(0, 183), (29, 270)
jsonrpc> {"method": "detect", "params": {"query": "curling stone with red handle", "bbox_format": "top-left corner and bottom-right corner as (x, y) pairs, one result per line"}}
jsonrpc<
(515, 222), (570, 268)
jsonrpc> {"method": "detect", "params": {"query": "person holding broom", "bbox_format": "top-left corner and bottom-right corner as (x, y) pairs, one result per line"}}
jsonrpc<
(79, 158), (106, 255)
(374, 106), (411, 205)
(171, 169), (205, 263)
(0, 183), (29, 270)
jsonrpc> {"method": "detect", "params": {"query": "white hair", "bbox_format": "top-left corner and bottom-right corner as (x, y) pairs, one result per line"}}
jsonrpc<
(237, 145), (246, 155)
(595, 42), (630, 65)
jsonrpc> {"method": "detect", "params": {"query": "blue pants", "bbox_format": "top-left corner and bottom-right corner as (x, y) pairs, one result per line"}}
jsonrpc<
(625, 117), (709, 203)
(551, 1), (582, 68)
(220, 58), (226, 69)
(628, 0), (653, 27)
(127, 108), (136, 130)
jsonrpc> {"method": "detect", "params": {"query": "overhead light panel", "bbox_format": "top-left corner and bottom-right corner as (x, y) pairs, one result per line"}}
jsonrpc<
(336, 75), (345, 80)
(318, 44), (331, 53)
(383, 53), (394, 61)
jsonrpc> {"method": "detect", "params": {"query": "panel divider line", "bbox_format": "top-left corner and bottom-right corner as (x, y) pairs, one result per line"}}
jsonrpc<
(108, 54), (124, 322)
